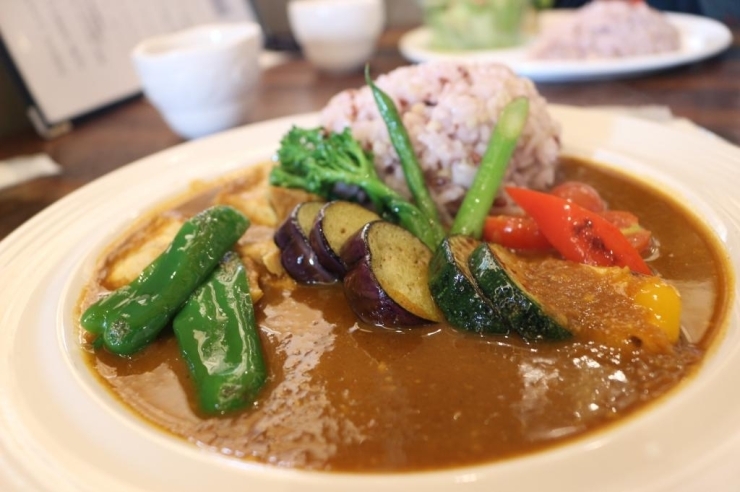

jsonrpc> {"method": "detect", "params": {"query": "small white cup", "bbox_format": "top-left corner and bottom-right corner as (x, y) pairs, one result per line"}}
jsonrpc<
(131, 22), (262, 140)
(288, 0), (385, 74)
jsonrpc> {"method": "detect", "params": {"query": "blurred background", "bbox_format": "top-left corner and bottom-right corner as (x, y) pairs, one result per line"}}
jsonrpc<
(0, 0), (736, 139)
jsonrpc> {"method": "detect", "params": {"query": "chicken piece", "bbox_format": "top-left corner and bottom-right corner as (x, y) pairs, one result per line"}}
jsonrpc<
(262, 247), (284, 277)
(268, 185), (323, 224)
(236, 223), (299, 296)
(241, 256), (264, 303)
(214, 162), (279, 227)
(103, 213), (186, 290)
(238, 225), (286, 277)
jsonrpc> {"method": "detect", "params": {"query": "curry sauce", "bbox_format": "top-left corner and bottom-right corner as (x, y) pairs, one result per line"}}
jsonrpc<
(80, 158), (731, 472)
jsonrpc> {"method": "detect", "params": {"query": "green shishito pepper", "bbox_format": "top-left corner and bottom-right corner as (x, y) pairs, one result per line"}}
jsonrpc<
(173, 252), (267, 415)
(80, 205), (249, 355)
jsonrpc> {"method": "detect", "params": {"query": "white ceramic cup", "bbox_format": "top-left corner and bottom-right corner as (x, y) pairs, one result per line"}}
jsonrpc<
(288, 0), (385, 73)
(131, 22), (262, 140)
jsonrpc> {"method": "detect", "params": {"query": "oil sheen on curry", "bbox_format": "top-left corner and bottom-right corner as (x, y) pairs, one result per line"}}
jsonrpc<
(78, 157), (730, 473)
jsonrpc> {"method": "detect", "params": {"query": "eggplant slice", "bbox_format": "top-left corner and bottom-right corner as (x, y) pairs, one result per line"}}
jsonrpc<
(341, 220), (441, 327)
(274, 201), (337, 284)
(309, 201), (381, 276)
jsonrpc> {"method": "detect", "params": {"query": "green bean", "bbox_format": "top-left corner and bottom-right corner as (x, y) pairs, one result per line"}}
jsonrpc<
(365, 65), (445, 246)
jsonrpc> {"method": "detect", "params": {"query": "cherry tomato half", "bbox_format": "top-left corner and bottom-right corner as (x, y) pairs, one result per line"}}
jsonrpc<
(483, 215), (551, 250)
(601, 210), (652, 252)
(549, 181), (607, 213)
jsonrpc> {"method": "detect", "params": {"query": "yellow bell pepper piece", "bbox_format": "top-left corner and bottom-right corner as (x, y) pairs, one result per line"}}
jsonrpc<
(633, 279), (682, 343)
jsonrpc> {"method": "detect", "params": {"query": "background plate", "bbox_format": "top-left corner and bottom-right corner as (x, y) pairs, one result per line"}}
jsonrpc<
(399, 12), (733, 82)
(1, 106), (740, 491)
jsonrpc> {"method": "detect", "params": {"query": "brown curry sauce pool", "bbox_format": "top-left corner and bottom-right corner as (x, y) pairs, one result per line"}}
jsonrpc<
(80, 158), (731, 472)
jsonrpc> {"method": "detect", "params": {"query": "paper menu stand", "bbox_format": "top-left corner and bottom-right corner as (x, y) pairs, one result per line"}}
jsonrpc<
(0, 0), (255, 139)
(249, 0), (300, 51)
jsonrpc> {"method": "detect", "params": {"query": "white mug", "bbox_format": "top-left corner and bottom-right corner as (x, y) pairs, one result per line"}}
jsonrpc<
(131, 22), (262, 140)
(288, 0), (385, 73)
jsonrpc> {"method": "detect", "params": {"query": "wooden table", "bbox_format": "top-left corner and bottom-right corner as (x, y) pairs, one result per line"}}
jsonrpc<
(1, 25), (738, 242)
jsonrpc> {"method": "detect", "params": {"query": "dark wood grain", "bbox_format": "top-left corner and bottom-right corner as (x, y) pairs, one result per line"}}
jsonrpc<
(0, 24), (738, 241)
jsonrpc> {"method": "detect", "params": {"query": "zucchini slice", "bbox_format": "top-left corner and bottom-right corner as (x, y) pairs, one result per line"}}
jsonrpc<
(428, 235), (509, 334)
(472, 243), (679, 352)
(468, 243), (572, 341)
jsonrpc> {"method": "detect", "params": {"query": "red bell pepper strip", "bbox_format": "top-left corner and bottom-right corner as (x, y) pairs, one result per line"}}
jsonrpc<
(484, 209), (652, 253)
(505, 186), (652, 275)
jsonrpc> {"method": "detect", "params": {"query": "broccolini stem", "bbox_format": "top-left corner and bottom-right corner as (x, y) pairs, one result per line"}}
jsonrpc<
(451, 97), (529, 238)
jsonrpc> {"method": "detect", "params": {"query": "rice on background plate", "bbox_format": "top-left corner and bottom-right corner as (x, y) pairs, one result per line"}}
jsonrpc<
(529, 1), (681, 60)
(320, 61), (561, 222)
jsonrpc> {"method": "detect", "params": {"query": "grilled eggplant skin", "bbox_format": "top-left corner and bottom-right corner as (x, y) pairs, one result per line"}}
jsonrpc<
(428, 235), (509, 334)
(341, 221), (440, 327)
(309, 201), (381, 277)
(274, 202), (337, 285)
(469, 243), (571, 341)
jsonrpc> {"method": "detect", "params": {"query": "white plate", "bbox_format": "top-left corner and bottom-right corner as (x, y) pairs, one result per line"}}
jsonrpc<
(399, 11), (733, 82)
(1, 106), (740, 492)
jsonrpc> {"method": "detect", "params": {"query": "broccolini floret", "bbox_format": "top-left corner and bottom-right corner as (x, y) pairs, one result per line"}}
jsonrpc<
(270, 126), (444, 250)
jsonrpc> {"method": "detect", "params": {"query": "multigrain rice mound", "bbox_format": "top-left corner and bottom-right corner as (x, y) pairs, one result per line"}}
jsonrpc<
(320, 61), (561, 221)
(529, 1), (680, 60)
